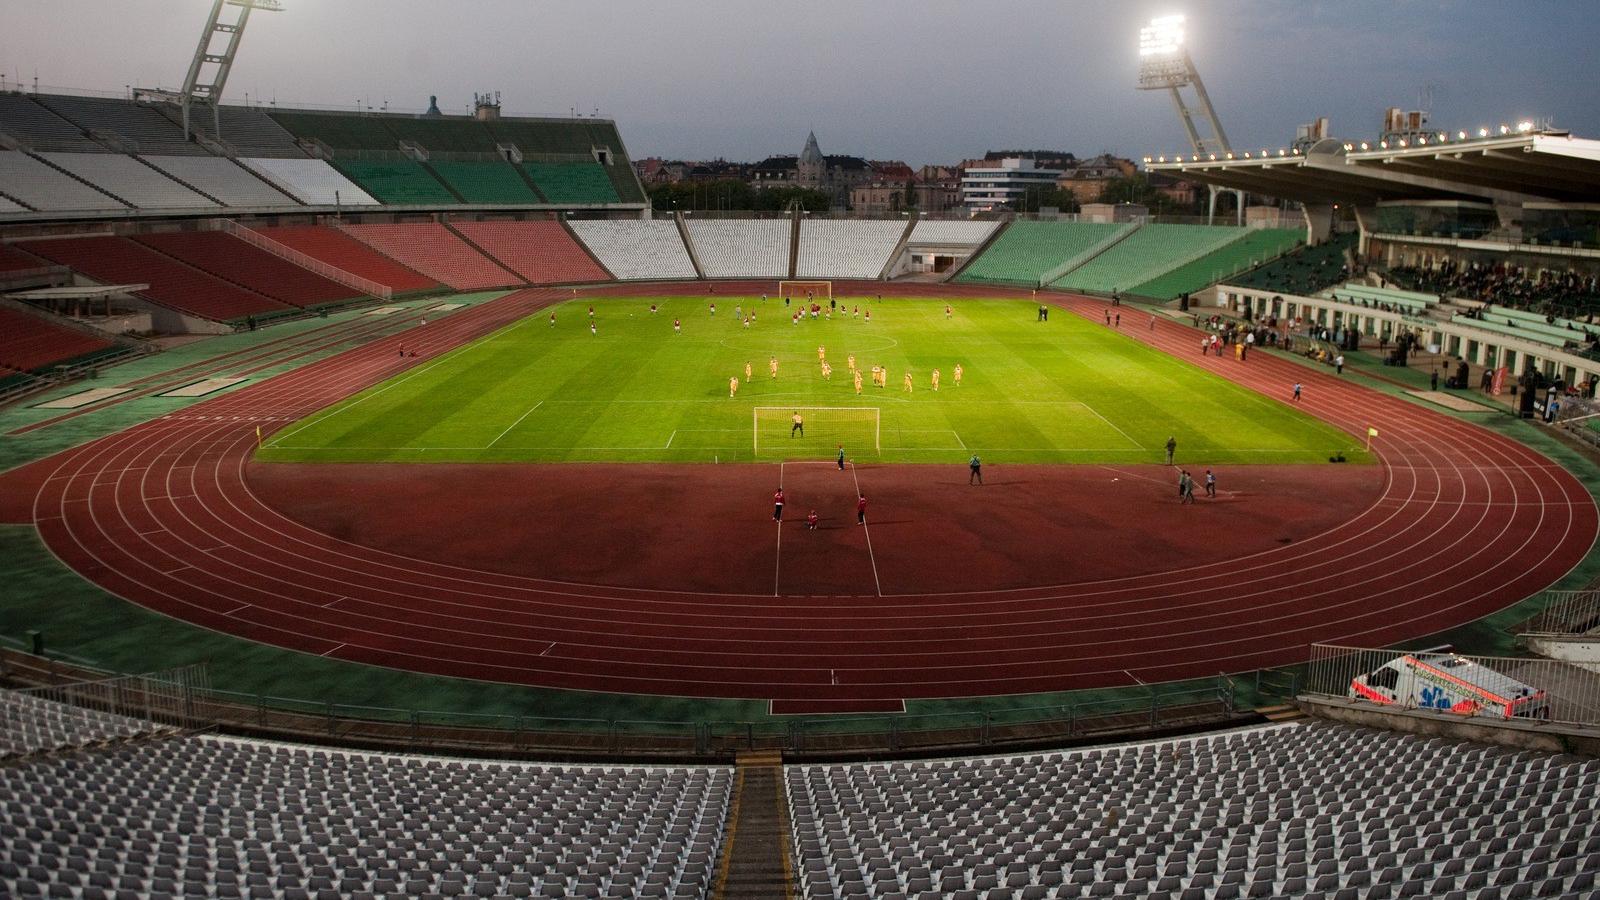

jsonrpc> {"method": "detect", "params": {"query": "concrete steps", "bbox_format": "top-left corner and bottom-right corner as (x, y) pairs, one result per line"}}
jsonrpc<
(713, 752), (792, 900)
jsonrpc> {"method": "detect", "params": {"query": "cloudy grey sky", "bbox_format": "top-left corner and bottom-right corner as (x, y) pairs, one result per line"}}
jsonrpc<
(3, 0), (1595, 166)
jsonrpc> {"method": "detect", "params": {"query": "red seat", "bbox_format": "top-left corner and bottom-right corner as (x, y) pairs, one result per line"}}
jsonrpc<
(249, 226), (440, 295)
(0, 306), (115, 373)
(20, 236), (291, 322)
(338, 223), (522, 291)
(449, 221), (610, 285)
(134, 232), (363, 308)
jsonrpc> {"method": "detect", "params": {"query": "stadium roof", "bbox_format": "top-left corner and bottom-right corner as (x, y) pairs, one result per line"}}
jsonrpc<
(1146, 133), (1600, 206)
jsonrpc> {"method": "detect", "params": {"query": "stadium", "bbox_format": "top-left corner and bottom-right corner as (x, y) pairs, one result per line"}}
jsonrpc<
(3, 3), (1600, 899)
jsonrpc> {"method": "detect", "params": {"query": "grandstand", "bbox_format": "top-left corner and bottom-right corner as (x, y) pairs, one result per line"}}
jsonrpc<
(340, 223), (523, 290)
(19, 235), (291, 322)
(1053, 223), (1247, 293)
(0, 93), (100, 150)
(907, 219), (1000, 246)
(138, 155), (299, 207)
(156, 103), (308, 158)
(1127, 227), (1303, 301)
(450, 221), (611, 284)
(246, 225), (441, 294)
(36, 151), (215, 209)
(0, 150), (127, 211)
(334, 158), (459, 205)
(32, 94), (207, 155)
(133, 231), (365, 308)
(796, 219), (906, 280)
(0, 731), (733, 900)
(567, 219), (698, 280)
(686, 219), (791, 278)
(1229, 232), (1355, 297)
(238, 157), (379, 206)
(0, 243), (50, 273)
(430, 161), (543, 204)
(524, 161), (622, 205)
(0, 305), (118, 373)
(788, 720), (1600, 900)
(956, 221), (1129, 286)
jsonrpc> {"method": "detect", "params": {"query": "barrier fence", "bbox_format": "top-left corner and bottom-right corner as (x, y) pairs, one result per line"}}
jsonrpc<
(1518, 590), (1600, 636)
(1303, 643), (1600, 730)
(2, 664), (212, 756)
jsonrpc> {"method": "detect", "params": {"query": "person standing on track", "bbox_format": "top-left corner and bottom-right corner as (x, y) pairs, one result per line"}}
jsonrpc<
(837, 445), (846, 471)
(806, 509), (819, 530)
(1205, 469), (1216, 498)
(856, 494), (868, 526)
(773, 487), (785, 522)
(969, 453), (983, 485)
(1293, 382), (1302, 402)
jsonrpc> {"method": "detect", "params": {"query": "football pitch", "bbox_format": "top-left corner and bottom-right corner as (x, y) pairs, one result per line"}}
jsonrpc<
(257, 296), (1371, 465)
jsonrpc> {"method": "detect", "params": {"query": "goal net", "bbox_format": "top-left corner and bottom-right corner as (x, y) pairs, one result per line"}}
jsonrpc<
(754, 406), (880, 455)
(778, 280), (833, 304)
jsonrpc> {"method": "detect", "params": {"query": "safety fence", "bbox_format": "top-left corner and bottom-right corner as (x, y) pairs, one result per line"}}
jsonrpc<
(1303, 643), (1600, 730)
(1517, 590), (1600, 637)
(1, 664), (211, 757)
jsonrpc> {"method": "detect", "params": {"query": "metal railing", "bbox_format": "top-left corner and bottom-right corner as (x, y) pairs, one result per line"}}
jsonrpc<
(3, 664), (212, 755)
(220, 219), (391, 301)
(1518, 590), (1600, 637)
(1303, 643), (1600, 730)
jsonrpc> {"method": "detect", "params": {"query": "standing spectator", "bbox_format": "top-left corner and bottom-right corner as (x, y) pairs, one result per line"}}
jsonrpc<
(772, 488), (785, 522)
(1165, 436), (1177, 465)
(1292, 382), (1303, 402)
(969, 454), (983, 485)
(1205, 469), (1216, 498)
(836, 445), (846, 471)
(1335, 354), (1345, 375)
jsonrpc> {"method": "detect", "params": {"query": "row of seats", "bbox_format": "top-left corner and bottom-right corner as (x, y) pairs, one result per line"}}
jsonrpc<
(335, 160), (460, 206)
(797, 220), (907, 280)
(787, 721), (1600, 900)
(524, 162), (621, 205)
(140, 156), (301, 208)
(0, 149), (368, 213)
(1, 690), (161, 758)
(38, 152), (214, 209)
(33, 94), (209, 156)
(431, 162), (542, 205)
(1228, 233), (1356, 297)
(0, 734), (733, 900)
(0, 150), (127, 212)
(686, 219), (790, 278)
(338, 224), (522, 291)
(1053, 224), (1248, 293)
(450, 221), (612, 284)
(247, 226), (442, 295)
(19, 235), (292, 322)
(907, 220), (1000, 247)
(0, 306), (118, 374)
(957, 222), (1130, 286)
(1128, 229), (1304, 301)
(567, 220), (698, 280)
(131, 232), (364, 308)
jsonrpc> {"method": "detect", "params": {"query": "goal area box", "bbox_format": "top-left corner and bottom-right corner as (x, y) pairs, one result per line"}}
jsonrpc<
(754, 406), (880, 454)
(778, 281), (832, 303)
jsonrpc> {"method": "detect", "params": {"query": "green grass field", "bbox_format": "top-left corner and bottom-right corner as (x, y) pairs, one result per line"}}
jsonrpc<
(257, 296), (1371, 465)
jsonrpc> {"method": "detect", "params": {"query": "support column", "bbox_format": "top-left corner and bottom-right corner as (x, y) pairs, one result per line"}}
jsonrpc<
(1302, 204), (1334, 246)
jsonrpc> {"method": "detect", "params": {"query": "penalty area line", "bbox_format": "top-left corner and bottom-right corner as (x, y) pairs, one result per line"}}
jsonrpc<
(486, 400), (544, 448)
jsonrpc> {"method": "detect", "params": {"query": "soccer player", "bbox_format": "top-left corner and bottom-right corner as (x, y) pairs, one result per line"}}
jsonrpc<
(744, 361), (753, 382)
(945, 304), (952, 319)
(1205, 469), (1216, 498)
(673, 318), (681, 334)
(791, 412), (804, 437)
(856, 494), (868, 526)
(773, 488), (785, 522)
(953, 363), (963, 386)
(932, 369), (941, 391)
(729, 376), (739, 398)
(806, 510), (819, 530)
(735, 304), (742, 319)
(742, 316), (750, 329)
(761, 293), (768, 303)
(853, 369), (863, 395)
(709, 302), (715, 316)
(588, 306), (594, 318)
(879, 367), (889, 388)
(853, 305), (859, 318)
(847, 354), (856, 372)
(821, 361), (832, 380)
(864, 310), (871, 323)
(589, 321), (596, 336)
(903, 371), (913, 393)
(769, 357), (779, 379)
(549, 312), (556, 327)
(817, 345), (826, 362)
(650, 303), (657, 314)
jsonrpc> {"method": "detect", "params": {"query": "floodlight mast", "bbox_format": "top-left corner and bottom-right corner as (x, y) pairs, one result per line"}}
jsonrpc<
(180, 0), (283, 144)
(1136, 15), (1242, 224)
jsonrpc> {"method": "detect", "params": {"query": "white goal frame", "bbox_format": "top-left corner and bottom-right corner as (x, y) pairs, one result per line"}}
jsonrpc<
(778, 280), (833, 303)
(754, 406), (880, 453)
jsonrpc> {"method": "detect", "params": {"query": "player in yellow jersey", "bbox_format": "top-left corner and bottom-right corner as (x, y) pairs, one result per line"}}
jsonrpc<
(821, 361), (832, 380)
(817, 345), (826, 362)
(744, 361), (752, 383)
(953, 363), (963, 386)
(769, 356), (778, 379)
(903, 371), (913, 393)
(853, 369), (863, 395)
(847, 354), (856, 372)
(729, 376), (739, 398)
(931, 368), (941, 391)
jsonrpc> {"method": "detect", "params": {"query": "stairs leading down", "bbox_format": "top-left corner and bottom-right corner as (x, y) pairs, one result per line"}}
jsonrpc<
(714, 751), (793, 900)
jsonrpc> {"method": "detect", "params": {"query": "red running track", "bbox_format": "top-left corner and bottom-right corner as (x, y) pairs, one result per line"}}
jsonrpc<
(2, 282), (1595, 705)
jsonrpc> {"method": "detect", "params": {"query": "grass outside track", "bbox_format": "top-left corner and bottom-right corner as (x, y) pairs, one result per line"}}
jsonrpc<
(258, 297), (1370, 466)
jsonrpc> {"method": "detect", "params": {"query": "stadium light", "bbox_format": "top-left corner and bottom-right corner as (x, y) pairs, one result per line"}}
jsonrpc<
(1138, 15), (1186, 57)
(1517, 121), (1534, 133)
(1457, 131), (1466, 140)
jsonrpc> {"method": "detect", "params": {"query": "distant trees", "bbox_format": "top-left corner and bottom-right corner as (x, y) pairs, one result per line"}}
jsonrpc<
(1013, 183), (1079, 214)
(649, 180), (832, 212)
(1094, 174), (1201, 216)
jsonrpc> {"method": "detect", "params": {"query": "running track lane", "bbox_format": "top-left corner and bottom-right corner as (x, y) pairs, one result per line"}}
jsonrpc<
(8, 283), (1596, 703)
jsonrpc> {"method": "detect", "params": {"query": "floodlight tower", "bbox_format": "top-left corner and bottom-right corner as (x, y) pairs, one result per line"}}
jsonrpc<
(1136, 14), (1242, 223)
(179, 0), (283, 143)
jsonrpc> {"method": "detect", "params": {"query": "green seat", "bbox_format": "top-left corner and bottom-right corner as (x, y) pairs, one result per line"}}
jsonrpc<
(429, 161), (539, 204)
(334, 160), (457, 205)
(523, 161), (620, 204)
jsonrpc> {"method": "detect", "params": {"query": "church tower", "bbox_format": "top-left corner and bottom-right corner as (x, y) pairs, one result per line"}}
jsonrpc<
(797, 131), (827, 188)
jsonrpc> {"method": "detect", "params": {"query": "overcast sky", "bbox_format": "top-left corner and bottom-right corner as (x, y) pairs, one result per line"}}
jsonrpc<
(3, 0), (1596, 166)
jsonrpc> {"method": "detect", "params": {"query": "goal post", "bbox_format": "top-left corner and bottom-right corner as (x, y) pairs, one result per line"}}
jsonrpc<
(778, 280), (833, 303)
(754, 406), (880, 455)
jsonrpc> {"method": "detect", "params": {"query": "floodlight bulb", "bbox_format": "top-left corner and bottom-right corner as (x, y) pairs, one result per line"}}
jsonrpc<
(1517, 121), (1534, 133)
(1478, 128), (1489, 137)
(1499, 125), (1509, 134)
(1360, 142), (1369, 151)
(1457, 131), (1466, 140)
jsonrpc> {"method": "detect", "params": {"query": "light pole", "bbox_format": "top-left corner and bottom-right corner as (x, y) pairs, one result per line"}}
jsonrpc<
(1136, 14), (1243, 224)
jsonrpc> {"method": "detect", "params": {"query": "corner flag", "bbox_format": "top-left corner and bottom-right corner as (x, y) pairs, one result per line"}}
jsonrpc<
(1365, 426), (1378, 450)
